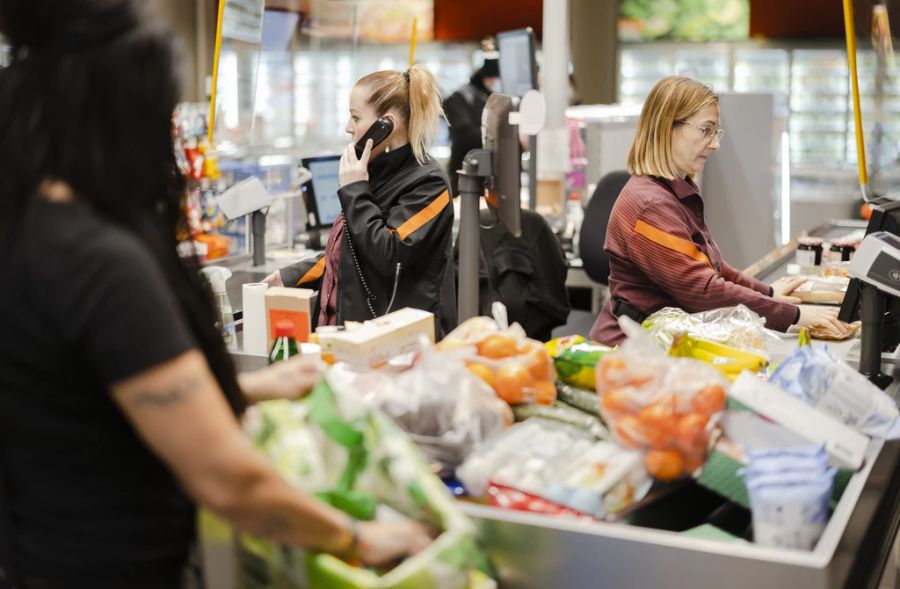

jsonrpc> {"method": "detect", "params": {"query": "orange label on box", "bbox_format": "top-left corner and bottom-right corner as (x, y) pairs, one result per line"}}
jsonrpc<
(268, 309), (310, 343)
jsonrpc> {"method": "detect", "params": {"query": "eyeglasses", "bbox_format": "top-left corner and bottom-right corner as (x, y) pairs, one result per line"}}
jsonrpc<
(677, 121), (725, 142)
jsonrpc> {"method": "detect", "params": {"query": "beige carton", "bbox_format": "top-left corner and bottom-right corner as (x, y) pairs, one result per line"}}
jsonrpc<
(317, 308), (435, 369)
(264, 287), (315, 347)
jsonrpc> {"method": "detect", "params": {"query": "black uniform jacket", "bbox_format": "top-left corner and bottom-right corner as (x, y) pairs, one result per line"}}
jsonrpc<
(280, 143), (457, 337)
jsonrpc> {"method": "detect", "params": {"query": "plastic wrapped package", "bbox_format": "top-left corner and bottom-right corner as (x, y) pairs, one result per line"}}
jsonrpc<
(326, 348), (513, 477)
(440, 316), (557, 406)
(596, 319), (730, 481)
(642, 305), (779, 359)
(457, 418), (649, 519)
(545, 336), (615, 390)
(242, 376), (493, 589)
(769, 344), (900, 439)
(668, 334), (768, 381)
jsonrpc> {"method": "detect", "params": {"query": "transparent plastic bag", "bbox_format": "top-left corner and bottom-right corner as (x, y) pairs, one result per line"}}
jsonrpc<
(595, 318), (729, 481)
(328, 345), (513, 476)
(642, 305), (779, 359)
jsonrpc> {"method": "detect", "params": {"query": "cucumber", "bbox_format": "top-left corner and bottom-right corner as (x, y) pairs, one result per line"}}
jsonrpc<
(556, 382), (601, 416)
(512, 402), (609, 440)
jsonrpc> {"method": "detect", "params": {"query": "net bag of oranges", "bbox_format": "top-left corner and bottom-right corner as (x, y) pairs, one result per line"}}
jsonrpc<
(596, 318), (729, 482)
(439, 314), (557, 406)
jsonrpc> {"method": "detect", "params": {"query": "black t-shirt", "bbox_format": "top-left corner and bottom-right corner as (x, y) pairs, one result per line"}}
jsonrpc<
(0, 198), (197, 586)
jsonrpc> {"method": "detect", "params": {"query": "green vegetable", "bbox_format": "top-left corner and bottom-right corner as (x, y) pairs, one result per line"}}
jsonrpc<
(512, 402), (608, 439)
(556, 382), (601, 416)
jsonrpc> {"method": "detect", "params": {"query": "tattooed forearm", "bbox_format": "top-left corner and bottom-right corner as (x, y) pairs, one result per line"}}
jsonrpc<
(257, 514), (293, 539)
(128, 375), (202, 407)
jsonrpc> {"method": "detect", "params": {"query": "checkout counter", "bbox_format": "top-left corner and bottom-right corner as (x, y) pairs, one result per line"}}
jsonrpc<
(205, 219), (900, 589)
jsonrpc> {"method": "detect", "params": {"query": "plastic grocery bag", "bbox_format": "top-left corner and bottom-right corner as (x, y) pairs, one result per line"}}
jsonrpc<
(642, 305), (779, 359)
(769, 344), (900, 439)
(596, 318), (730, 481)
(327, 346), (513, 477)
(241, 375), (494, 589)
(545, 336), (615, 390)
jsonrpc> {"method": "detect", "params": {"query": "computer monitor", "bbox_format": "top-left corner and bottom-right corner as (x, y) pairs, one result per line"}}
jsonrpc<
(301, 155), (342, 229)
(497, 28), (537, 98)
(839, 199), (900, 329)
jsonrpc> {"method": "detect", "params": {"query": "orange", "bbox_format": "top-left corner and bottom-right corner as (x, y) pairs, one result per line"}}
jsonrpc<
(674, 413), (709, 455)
(637, 399), (676, 449)
(601, 387), (638, 418)
(596, 355), (627, 391)
(476, 335), (519, 359)
(466, 362), (495, 388)
(612, 415), (644, 449)
(525, 348), (552, 380)
(682, 451), (706, 476)
(532, 380), (557, 405)
(644, 449), (685, 481)
(493, 364), (533, 404)
(692, 385), (726, 417)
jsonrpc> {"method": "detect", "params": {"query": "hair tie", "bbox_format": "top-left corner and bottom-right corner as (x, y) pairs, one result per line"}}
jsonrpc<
(403, 70), (410, 83)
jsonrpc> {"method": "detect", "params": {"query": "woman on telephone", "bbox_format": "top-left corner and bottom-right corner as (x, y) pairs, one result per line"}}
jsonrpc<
(266, 65), (457, 336)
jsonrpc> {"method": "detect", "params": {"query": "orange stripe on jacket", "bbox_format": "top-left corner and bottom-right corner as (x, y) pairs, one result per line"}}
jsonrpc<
(393, 190), (450, 240)
(295, 257), (326, 286)
(633, 219), (713, 269)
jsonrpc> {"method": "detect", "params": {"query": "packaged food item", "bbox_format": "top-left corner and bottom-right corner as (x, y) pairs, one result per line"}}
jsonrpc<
(769, 345), (900, 438)
(243, 376), (492, 589)
(512, 402), (608, 439)
(668, 333), (768, 381)
(740, 447), (835, 550)
(327, 346), (512, 477)
(546, 336), (615, 390)
(443, 316), (557, 406)
(556, 382), (601, 416)
(596, 321), (729, 482)
(796, 237), (824, 266)
(316, 308), (435, 370)
(642, 305), (776, 359)
(486, 483), (595, 521)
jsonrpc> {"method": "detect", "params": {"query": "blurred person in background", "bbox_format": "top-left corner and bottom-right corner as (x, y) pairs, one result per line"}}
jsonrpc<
(0, 0), (429, 586)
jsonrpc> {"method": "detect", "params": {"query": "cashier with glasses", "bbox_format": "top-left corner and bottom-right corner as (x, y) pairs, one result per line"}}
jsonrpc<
(590, 76), (852, 346)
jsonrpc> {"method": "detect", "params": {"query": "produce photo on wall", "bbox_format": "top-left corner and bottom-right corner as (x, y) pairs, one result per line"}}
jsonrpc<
(619, 0), (749, 41)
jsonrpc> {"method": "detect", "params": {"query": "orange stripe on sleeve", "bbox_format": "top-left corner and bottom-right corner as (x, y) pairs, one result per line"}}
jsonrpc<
(295, 257), (326, 286)
(633, 219), (713, 269)
(393, 190), (450, 240)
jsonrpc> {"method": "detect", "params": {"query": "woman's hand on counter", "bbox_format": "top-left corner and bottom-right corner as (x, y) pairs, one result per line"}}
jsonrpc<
(262, 270), (284, 287)
(238, 355), (321, 404)
(771, 276), (806, 304)
(796, 305), (853, 337)
(354, 519), (432, 566)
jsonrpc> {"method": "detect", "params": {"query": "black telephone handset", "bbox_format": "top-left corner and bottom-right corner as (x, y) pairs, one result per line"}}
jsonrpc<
(354, 116), (394, 159)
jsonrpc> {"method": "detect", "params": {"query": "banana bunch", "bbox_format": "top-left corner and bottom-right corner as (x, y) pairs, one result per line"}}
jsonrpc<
(668, 334), (768, 380)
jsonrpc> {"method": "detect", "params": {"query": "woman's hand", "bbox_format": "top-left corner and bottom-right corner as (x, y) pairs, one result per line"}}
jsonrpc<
(355, 519), (432, 566)
(262, 270), (283, 287)
(771, 276), (806, 304)
(796, 305), (853, 337)
(339, 139), (372, 187)
(238, 355), (321, 404)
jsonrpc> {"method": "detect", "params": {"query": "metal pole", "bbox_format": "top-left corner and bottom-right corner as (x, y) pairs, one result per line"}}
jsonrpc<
(528, 135), (538, 210)
(859, 283), (892, 388)
(251, 210), (267, 268)
(457, 150), (491, 322)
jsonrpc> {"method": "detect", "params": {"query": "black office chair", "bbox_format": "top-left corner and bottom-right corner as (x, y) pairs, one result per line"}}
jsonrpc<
(580, 170), (631, 285)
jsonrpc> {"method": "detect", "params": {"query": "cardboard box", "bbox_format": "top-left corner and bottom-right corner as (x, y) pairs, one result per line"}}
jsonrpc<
(264, 287), (315, 346)
(316, 308), (435, 369)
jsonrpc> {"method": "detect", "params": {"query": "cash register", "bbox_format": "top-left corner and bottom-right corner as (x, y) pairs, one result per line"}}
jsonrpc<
(840, 199), (900, 388)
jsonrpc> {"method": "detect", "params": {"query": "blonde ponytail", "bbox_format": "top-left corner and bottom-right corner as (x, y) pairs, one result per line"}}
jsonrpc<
(356, 64), (445, 164)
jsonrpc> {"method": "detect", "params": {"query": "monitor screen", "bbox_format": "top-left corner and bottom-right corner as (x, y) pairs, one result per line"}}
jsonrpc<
(497, 28), (537, 98)
(302, 155), (342, 228)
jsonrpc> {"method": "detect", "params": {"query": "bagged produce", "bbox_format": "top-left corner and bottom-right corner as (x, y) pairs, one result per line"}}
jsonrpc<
(242, 376), (492, 589)
(642, 305), (777, 359)
(769, 344), (900, 439)
(457, 418), (649, 519)
(556, 382), (601, 416)
(327, 346), (513, 477)
(440, 316), (557, 406)
(545, 336), (615, 389)
(668, 333), (768, 381)
(512, 402), (609, 439)
(596, 318), (729, 481)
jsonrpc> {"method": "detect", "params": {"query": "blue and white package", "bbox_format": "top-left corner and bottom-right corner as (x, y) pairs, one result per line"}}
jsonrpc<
(770, 345), (900, 439)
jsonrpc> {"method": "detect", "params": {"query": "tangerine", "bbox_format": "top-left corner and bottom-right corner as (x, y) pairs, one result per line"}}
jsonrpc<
(466, 362), (495, 388)
(674, 412), (709, 455)
(532, 380), (557, 405)
(596, 355), (627, 391)
(493, 364), (533, 404)
(612, 415), (644, 449)
(601, 387), (638, 418)
(637, 399), (676, 449)
(644, 449), (685, 481)
(692, 385), (726, 417)
(476, 335), (519, 359)
(682, 451), (706, 476)
(525, 348), (553, 380)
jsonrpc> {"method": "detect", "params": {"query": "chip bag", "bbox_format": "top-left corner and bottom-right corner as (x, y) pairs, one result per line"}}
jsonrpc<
(545, 336), (615, 389)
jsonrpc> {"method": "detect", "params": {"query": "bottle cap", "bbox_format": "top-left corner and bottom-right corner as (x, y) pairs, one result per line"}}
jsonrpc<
(275, 320), (295, 338)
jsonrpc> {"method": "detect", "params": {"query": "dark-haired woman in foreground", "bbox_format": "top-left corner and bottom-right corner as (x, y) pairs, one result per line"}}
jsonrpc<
(0, 0), (428, 586)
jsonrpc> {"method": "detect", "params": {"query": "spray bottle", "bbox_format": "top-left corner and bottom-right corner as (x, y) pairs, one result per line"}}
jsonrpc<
(200, 266), (237, 351)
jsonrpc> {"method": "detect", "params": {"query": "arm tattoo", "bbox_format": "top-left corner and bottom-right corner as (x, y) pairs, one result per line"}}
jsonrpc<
(258, 514), (292, 538)
(129, 374), (202, 407)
